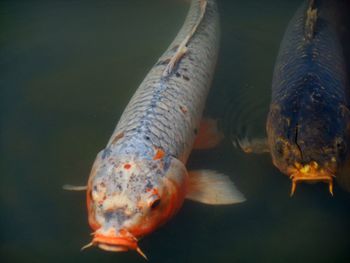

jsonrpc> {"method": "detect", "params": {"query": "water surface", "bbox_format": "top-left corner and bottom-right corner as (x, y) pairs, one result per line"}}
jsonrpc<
(1, 1), (350, 262)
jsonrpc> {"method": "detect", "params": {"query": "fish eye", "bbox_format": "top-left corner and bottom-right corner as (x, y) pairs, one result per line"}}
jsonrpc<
(150, 198), (161, 209)
(147, 193), (161, 209)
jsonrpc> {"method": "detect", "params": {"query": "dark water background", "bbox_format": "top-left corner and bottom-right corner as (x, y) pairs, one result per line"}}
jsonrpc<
(1, 0), (350, 262)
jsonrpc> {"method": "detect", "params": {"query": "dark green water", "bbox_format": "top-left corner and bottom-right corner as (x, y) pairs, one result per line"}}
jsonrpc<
(1, 1), (350, 262)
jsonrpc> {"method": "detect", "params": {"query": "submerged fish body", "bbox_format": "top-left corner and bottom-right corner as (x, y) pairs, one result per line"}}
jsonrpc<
(85, 0), (244, 256)
(267, 0), (350, 194)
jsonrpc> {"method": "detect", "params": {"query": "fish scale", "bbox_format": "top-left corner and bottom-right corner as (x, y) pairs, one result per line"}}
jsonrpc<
(272, 1), (346, 102)
(107, 0), (219, 161)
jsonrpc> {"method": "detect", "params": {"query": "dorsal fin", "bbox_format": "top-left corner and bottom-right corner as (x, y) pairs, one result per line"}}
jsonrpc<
(305, 0), (318, 41)
(162, 0), (207, 77)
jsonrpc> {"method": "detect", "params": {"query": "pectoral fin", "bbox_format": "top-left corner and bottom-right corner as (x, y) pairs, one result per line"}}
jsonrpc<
(233, 137), (269, 154)
(193, 119), (224, 150)
(186, 170), (246, 205)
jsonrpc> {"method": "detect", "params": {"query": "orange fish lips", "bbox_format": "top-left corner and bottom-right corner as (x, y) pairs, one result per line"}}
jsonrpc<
(288, 162), (336, 196)
(84, 232), (148, 259)
(93, 233), (138, 251)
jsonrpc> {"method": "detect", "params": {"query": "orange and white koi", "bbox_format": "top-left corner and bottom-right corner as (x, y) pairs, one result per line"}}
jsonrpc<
(72, 0), (245, 258)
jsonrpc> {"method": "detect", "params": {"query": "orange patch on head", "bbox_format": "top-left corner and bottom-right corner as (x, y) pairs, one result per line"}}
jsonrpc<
(124, 163), (131, 169)
(153, 148), (165, 160)
(151, 188), (159, 196)
(145, 188), (160, 198)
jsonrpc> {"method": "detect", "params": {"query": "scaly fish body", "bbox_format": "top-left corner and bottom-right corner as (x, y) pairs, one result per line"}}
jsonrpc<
(85, 0), (244, 256)
(107, 1), (218, 164)
(267, 0), (350, 195)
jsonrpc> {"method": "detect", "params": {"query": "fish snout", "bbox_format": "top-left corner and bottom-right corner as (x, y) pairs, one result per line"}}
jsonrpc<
(84, 228), (147, 259)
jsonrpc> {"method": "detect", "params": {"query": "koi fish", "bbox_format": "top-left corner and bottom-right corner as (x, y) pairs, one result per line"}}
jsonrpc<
(267, 0), (350, 196)
(75, 0), (244, 258)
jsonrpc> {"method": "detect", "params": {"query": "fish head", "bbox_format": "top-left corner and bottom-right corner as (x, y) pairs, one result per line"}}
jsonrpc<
(85, 152), (188, 255)
(267, 99), (350, 195)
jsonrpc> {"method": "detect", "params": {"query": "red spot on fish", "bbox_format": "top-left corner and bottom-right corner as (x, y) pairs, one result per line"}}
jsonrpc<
(153, 148), (165, 160)
(147, 188), (159, 196)
(124, 163), (131, 169)
(152, 188), (159, 195)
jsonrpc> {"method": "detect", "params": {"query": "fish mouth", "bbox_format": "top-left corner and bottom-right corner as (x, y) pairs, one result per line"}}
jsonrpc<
(93, 233), (138, 251)
(82, 233), (148, 259)
(288, 162), (335, 196)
